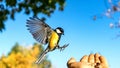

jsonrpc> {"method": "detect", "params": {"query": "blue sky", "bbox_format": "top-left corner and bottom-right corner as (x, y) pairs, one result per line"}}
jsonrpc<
(0, 0), (120, 68)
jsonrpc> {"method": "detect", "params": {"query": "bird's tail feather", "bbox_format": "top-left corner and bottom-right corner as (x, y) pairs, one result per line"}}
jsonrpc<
(35, 48), (49, 64)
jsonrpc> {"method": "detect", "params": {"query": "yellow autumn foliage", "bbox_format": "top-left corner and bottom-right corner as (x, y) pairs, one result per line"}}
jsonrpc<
(0, 43), (52, 68)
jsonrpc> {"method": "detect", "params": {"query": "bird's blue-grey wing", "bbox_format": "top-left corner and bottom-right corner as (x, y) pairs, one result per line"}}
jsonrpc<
(26, 17), (52, 45)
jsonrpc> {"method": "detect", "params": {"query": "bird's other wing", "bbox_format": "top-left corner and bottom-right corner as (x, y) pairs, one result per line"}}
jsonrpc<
(26, 17), (52, 45)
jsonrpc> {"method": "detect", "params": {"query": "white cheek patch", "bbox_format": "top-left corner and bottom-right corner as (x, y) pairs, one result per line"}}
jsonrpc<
(56, 29), (62, 33)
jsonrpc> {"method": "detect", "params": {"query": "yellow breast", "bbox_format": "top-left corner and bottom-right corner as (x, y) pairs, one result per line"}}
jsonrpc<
(49, 31), (59, 50)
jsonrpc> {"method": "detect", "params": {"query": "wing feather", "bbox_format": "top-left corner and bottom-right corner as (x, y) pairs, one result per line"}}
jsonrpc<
(26, 17), (52, 45)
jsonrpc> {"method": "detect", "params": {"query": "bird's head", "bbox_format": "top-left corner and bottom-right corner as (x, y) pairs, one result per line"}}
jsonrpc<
(55, 27), (64, 35)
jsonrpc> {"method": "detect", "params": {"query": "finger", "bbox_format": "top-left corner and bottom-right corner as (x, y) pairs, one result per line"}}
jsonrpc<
(67, 57), (76, 67)
(80, 55), (88, 62)
(99, 56), (108, 65)
(94, 53), (100, 63)
(88, 54), (94, 63)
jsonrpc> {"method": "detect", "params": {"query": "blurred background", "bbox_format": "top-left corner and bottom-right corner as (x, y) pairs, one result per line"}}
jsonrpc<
(0, 0), (120, 68)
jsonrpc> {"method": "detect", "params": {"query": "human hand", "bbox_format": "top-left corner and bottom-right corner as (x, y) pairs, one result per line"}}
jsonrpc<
(67, 53), (109, 68)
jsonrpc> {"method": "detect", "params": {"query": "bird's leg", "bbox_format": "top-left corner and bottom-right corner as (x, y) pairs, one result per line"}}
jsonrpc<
(56, 44), (69, 51)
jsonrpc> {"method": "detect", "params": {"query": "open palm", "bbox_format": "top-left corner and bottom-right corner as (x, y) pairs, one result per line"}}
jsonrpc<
(67, 53), (109, 68)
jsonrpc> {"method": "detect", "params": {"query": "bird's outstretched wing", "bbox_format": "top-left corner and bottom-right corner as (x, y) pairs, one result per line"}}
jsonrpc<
(26, 17), (52, 45)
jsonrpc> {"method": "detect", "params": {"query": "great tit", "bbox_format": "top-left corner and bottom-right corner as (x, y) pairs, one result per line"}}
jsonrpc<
(26, 17), (68, 64)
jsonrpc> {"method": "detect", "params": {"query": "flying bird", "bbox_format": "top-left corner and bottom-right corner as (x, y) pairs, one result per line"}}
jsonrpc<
(26, 17), (68, 64)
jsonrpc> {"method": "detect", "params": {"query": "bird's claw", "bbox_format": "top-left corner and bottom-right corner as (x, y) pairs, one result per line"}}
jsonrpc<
(59, 44), (69, 51)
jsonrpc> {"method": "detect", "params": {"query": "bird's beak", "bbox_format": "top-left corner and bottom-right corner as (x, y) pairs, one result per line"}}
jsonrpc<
(63, 33), (64, 35)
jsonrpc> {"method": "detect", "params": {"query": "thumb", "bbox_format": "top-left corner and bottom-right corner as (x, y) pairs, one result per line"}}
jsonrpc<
(67, 57), (76, 67)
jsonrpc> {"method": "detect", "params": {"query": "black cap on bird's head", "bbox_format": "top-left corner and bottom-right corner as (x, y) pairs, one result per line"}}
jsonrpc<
(55, 27), (64, 35)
